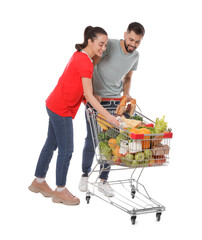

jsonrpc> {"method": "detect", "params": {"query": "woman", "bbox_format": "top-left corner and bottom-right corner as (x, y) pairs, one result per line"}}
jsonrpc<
(28, 26), (119, 205)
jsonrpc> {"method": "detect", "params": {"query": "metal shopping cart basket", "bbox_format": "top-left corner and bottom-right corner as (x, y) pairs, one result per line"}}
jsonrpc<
(85, 101), (173, 225)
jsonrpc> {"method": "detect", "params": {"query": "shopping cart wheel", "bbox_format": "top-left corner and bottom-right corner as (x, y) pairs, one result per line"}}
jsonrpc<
(86, 196), (91, 204)
(131, 186), (136, 199)
(131, 216), (136, 225)
(156, 212), (162, 221)
(131, 190), (136, 199)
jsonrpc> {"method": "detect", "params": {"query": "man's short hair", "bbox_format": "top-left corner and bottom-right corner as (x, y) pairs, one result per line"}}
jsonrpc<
(127, 22), (145, 36)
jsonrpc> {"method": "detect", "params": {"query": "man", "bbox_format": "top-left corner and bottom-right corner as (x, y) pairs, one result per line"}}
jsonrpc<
(79, 22), (145, 197)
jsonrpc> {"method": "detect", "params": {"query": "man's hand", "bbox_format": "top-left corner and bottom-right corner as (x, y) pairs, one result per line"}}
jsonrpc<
(125, 94), (133, 102)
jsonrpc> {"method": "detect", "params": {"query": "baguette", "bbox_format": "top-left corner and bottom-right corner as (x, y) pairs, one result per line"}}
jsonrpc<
(115, 95), (127, 115)
(129, 99), (136, 116)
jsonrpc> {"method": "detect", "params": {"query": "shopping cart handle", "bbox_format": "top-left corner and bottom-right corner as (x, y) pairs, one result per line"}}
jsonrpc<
(131, 133), (144, 139)
(163, 132), (173, 138)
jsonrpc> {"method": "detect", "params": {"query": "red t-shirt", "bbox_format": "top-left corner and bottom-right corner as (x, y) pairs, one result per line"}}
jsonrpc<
(46, 51), (93, 118)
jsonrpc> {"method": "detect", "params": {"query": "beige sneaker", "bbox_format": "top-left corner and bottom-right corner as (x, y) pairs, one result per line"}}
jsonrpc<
(52, 188), (80, 205)
(28, 179), (54, 197)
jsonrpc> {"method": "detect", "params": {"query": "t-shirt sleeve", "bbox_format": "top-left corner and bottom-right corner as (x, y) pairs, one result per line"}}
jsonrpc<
(131, 52), (139, 71)
(77, 54), (93, 79)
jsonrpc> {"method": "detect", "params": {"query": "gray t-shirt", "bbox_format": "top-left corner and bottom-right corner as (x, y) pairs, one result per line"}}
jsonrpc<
(93, 39), (139, 98)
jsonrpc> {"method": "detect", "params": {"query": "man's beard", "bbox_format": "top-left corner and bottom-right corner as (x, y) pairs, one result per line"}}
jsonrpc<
(124, 41), (136, 53)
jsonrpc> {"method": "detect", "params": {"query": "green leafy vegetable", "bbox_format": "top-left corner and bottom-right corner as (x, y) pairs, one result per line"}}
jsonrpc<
(138, 126), (156, 134)
(99, 142), (112, 160)
(130, 115), (143, 121)
(98, 131), (109, 142)
(116, 133), (128, 146)
(154, 116), (168, 133)
(105, 128), (119, 139)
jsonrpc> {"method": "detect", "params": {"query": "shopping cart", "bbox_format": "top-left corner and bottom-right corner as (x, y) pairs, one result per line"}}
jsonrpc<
(85, 101), (173, 225)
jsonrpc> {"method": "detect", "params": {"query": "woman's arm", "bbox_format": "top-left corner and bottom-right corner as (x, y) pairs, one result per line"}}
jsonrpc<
(82, 77), (119, 126)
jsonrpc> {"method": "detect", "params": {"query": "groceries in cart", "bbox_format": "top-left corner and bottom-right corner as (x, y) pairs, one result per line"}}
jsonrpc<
(96, 96), (172, 168)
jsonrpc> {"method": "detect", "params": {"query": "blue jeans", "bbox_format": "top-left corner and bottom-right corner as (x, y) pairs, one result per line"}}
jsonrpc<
(35, 107), (73, 187)
(82, 100), (120, 180)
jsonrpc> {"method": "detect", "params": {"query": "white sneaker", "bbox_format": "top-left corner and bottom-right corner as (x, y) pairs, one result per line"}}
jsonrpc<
(98, 181), (115, 197)
(79, 176), (88, 192)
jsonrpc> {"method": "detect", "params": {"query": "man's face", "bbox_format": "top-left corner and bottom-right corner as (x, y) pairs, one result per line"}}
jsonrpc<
(124, 31), (143, 53)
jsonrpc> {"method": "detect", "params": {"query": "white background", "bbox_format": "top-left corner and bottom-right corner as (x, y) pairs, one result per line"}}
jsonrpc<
(1, 0), (202, 239)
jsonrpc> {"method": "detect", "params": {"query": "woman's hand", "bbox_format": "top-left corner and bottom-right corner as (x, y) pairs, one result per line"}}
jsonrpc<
(106, 113), (120, 126)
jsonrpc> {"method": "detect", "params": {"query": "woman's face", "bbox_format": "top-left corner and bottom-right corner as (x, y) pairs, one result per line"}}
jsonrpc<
(89, 34), (108, 57)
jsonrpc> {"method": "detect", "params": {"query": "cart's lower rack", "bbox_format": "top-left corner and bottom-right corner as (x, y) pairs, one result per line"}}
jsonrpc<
(86, 177), (165, 224)
(95, 158), (169, 169)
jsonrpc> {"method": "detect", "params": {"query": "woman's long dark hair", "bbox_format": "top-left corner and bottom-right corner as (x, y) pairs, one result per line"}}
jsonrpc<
(75, 26), (108, 51)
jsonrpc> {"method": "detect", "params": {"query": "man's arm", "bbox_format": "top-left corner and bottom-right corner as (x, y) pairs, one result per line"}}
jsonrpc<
(123, 70), (133, 101)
